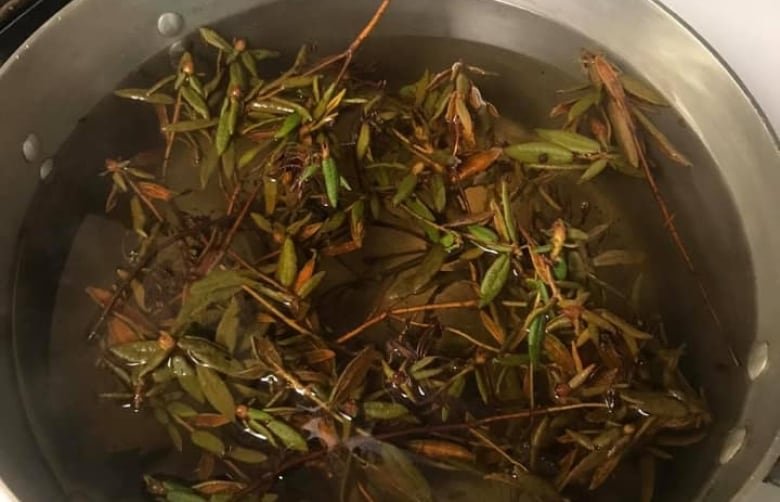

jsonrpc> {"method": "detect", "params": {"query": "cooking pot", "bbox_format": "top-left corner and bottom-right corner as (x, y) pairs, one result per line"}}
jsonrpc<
(0, 0), (778, 500)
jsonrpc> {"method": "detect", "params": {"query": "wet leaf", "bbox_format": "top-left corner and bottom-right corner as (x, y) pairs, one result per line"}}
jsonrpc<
(536, 129), (601, 154)
(330, 347), (378, 405)
(199, 140), (220, 189)
(171, 356), (205, 403)
(167, 401), (198, 418)
(387, 244), (447, 300)
(621, 74), (667, 106)
(504, 142), (573, 164)
(363, 401), (410, 420)
(188, 413), (231, 428)
(593, 249), (646, 267)
(114, 88), (175, 105)
(578, 157), (609, 184)
(162, 118), (218, 133)
(357, 122), (371, 160)
(323, 156), (339, 208)
(430, 173), (446, 212)
(453, 147), (502, 182)
(501, 179), (517, 244)
(181, 86), (210, 119)
(406, 439), (474, 462)
(167, 424), (183, 452)
(620, 390), (689, 418)
(195, 365), (235, 421)
(274, 112), (301, 139)
(276, 236), (298, 288)
(568, 91), (599, 122)
(191, 430), (225, 456)
(229, 445), (268, 464)
(358, 440), (433, 502)
(632, 107), (693, 167)
(248, 409), (308, 452)
(176, 270), (252, 328)
(110, 340), (161, 363)
(130, 196), (147, 238)
(215, 297), (241, 354)
(639, 453), (656, 502)
(393, 173), (418, 206)
(479, 253), (510, 307)
(606, 99), (639, 168)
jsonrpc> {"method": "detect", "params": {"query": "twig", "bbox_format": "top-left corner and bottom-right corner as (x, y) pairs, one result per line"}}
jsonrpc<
(163, 90), (183, 178)
(336, 299), (480, 343)
(242, 285), (313, 336)
(204, 183), (262, 275)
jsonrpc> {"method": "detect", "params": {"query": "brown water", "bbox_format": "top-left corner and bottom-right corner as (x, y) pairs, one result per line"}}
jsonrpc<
(12, 36), (665, 501)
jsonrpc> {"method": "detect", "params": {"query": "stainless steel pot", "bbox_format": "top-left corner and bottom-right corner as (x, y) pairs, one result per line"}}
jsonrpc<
(0, 0), (778, 500)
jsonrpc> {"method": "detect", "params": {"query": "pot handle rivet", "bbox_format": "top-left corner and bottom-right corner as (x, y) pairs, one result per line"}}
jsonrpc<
(39, 158), (54, 182)
(747, 341), (769, 380)
(157, 12), (184, 38)
(22, 133), (40, 163)
(719, 427), (747, 465)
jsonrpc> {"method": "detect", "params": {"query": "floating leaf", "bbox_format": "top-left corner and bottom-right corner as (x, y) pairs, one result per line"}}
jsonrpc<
(479, 253), (510, 307)
(248, 409), (308, 452)
(568, 91), (599, 122)
(453, 147), (502, 181)
(363, 401), (410, 420)
(162, 118), (218, 133)
(504, 142), (573, 165)
(195, 365), (236, 421)
(181, 86), (210, 119)
(176, 270), (252, 328)
(228, 446), (268, 464)
(276, 237), (298, 288)
(191, 430), (225, 456)
(536, 129), (601, 154)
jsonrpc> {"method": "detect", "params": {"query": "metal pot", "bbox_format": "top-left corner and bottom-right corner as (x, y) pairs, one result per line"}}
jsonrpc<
(0, 0), (777, 500)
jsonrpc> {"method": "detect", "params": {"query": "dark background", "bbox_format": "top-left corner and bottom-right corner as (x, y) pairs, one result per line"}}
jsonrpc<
(0, 0), (69, 63)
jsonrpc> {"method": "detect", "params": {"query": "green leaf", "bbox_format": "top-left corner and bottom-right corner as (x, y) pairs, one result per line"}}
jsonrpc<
(357, 122), (371, 160)
(330, 347), (378, 405)
(392, 173), (418, 206)
(323, 156), (339, 208)
(171, 355), (205, 403)
(240, 50), (259, 78)
(504, 142), (574, 164)
(274, 112), (301, 139)
(195, 365), (236, 421)
(296, 270), (326, 299)
(500, 179), (517, 244)
(535, 129), (601, 154)
(216, 98), (237, 155)
(632, 106), (692, 167)
(167, 401), (198, 418)
(467, 225), (498, 243)
(251, 212), (273, 233)
(568, 91), (599, 122)
(199, 27), (233, 52)
(191, 430), (225, 456)
(216, 297), (241, 354)
(363, 401), (410, 420)
(620, 74), (667, 106)
(199, 140), (220, 189)
(484, 472), (563, 502)
(114, 88), (175, 105)
(181, 86), (211, 119)
(166, 424), (183, 452)
(479, 254), (510, 307)
(180, 336), (244, 374)
(592, 249), (645, 267)
(430, 173), (446, 213)
(276, 237), (298, 288)
(162, 118), (218, 133)
(578, 158), (609, 184)
(228, 446), (268, 464)
(110, 340), (161, 363)
(248, 409), (308, 452)
(176, 270), (252, 328)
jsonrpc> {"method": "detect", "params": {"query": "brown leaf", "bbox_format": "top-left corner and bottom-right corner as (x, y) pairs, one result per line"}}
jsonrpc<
(406, 439), (475, 462)
(187, 413), (231, 428)
(452, 147), (502, 182)
(606, 99), (639, 168)
(330, 347), (378, 405)
(106, 317), (139, 346)
(137, 181), (174, 201)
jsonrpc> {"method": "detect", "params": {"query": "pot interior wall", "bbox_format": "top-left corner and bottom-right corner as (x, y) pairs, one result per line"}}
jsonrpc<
(8, 1), (754, 501)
